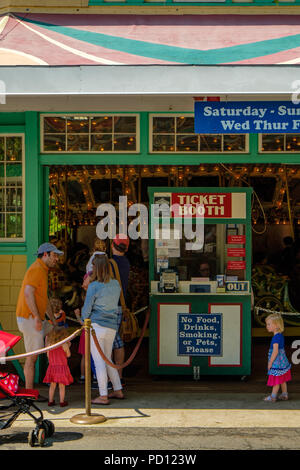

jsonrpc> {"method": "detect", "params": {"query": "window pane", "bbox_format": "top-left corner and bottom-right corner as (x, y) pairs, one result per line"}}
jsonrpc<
(176, 135), (198, 152)
(6, 163), (22, 186)
(67, 135), (89, 151)
(67, 116), (89, 133)
(223, 135), (246, 152)
(43, 115), (138, 153)
(6, 137), (22, 162)
(114, 135), (136, 151)
(114, 116), (136, 133)
(0, 163), (4, 184)
(0, 213), (5, 237)
(91, 116), (112, 133)
(200, 135), (222, 152)
(6, 188), (17, 212)
(44, 117), (66, 133)
(286, 135), (300, 151)
(176, 117), (195, 133)
(153, 117), (175, 133)
(6, 213), (22, 238)
(153, 135), (175, 152)
(44, 134), (66, 152)
(0, 137), (4, 161)
(91, 134), (112, 152)
(261, 134), (284, 152)
(0, 188), (4, 211)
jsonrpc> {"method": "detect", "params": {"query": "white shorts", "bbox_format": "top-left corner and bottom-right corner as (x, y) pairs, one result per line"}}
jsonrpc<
(17, 316), (53, 354)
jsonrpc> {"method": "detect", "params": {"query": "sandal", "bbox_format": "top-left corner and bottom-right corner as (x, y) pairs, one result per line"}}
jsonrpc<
(91, 398), (110, 405)
(278, 393), (289, 401)
(108, 391), (125, 400)
(264, 395), (277, 402)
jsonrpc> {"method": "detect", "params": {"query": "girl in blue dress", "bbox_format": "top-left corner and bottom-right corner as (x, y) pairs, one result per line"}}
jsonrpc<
(264, 313), (291, 402)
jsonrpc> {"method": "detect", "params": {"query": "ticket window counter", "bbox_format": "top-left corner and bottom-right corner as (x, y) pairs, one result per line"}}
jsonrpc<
(148, 187), (252, 377)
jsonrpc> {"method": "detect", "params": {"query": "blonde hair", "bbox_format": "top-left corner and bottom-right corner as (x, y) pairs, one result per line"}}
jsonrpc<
(90, 253), (111, 284)
(47, 327), (70, 346)
(265, 313), (284, 333)
(49, 297), (62, 313)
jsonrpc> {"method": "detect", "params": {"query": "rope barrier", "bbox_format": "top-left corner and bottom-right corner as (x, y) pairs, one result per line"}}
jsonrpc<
(255, 306), (300, 316)
(91, 308), (150, 370)
(0, 327), (83, 362)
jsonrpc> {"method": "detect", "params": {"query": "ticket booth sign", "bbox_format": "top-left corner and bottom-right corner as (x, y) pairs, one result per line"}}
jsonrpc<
(178, 313), (222, 356)
(225, 281), (249, 292)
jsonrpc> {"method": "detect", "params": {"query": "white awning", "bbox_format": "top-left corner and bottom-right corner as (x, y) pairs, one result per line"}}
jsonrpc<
(0, 65), (299, 96)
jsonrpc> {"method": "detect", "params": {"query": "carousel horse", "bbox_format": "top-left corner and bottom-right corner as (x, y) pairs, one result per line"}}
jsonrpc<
(253, 263), (300, 327)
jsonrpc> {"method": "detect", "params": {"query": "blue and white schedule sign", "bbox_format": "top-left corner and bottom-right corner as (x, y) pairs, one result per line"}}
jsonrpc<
(178, 313), (222, 356)
(194, 101), (300, 134)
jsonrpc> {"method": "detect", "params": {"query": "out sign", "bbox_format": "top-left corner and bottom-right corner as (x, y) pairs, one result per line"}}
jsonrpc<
(225, 281), (249, 292)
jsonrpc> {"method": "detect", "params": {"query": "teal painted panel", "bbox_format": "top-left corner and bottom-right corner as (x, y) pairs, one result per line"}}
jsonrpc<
(0, 114), (25, 126)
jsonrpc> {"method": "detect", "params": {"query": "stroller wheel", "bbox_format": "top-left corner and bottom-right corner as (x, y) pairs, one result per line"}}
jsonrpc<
(43, 419), (55, 437)
(38, 427), (46, 447)
(28, 429), (36, 447)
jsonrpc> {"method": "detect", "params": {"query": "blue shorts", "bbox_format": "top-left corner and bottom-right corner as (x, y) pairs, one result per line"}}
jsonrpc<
(113, 306), (124, 350)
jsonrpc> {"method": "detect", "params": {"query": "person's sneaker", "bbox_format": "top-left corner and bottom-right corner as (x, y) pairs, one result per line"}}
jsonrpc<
(78, 376), (85, 384)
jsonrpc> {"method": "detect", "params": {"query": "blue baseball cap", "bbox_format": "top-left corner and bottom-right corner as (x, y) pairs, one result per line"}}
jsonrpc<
(36, 242), (64, 256)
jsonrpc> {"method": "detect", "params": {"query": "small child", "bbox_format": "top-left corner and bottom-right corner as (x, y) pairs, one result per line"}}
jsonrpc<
(43, 327), (73, 407)
(49, 297), (68, 328)
(264, 313), (291, 402)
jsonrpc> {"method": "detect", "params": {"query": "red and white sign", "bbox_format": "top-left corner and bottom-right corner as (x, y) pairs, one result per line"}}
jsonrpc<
(227, 235), (246, 245)
(227, 248), (246, 258)
(227, 261), (246, 270)
(171, 193), (232, 218)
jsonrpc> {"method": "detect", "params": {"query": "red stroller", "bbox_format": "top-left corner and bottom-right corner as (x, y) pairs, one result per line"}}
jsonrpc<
(0, 330), (55, 447)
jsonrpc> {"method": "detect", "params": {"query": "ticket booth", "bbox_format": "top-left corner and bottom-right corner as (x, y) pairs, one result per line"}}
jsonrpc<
(148, 187), (252, 377)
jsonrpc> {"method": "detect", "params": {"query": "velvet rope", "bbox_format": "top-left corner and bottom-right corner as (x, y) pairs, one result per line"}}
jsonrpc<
(91, 308), (150, 370)
(0, 327), (83, 362)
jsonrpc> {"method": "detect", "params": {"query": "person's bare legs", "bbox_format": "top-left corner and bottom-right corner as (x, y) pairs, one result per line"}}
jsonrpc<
(58, 383), (66, 403)
(49, 382), (57, 403)
(113, 347), (124, 379)
(23, 355), (38, 389)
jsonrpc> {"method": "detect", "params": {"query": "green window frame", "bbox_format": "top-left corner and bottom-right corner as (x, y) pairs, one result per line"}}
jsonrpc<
(259, 133), (300, 153)
(0, 134), (25, 242)
(149, 114), (248, 154)
(41, 114), (140, 154)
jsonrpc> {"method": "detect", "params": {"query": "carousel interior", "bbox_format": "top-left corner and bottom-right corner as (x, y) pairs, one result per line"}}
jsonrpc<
(47, 163), (300, 378)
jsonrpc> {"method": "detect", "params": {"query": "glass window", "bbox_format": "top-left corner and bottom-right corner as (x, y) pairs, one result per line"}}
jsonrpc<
(153, 222), (247, 284)
(260, 134), (300, 152)
(42, 115), (139, 153)
(0, 135), (24, 241)
(150, 115), (247, 153)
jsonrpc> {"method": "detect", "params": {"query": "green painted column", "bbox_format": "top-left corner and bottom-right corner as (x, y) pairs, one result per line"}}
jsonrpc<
(25, 111), (47, 383)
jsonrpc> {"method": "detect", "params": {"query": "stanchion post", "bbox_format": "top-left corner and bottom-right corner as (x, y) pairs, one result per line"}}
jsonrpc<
(84, 318), (91, 417)
(70, 320), (106, 425)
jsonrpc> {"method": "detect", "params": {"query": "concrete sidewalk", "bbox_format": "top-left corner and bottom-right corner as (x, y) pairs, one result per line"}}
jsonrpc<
(2, 377), (300, 450)
(6, 376), (300, 429)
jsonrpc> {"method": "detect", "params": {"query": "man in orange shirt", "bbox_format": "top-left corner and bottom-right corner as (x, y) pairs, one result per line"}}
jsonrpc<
(16, 243), (63, 393)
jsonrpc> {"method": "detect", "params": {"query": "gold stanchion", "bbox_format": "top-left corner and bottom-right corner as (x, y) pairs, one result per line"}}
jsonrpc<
(70, 319), (106, 425)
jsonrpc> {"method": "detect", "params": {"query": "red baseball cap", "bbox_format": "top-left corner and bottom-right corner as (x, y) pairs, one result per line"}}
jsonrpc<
(112, 234), (130, 252)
